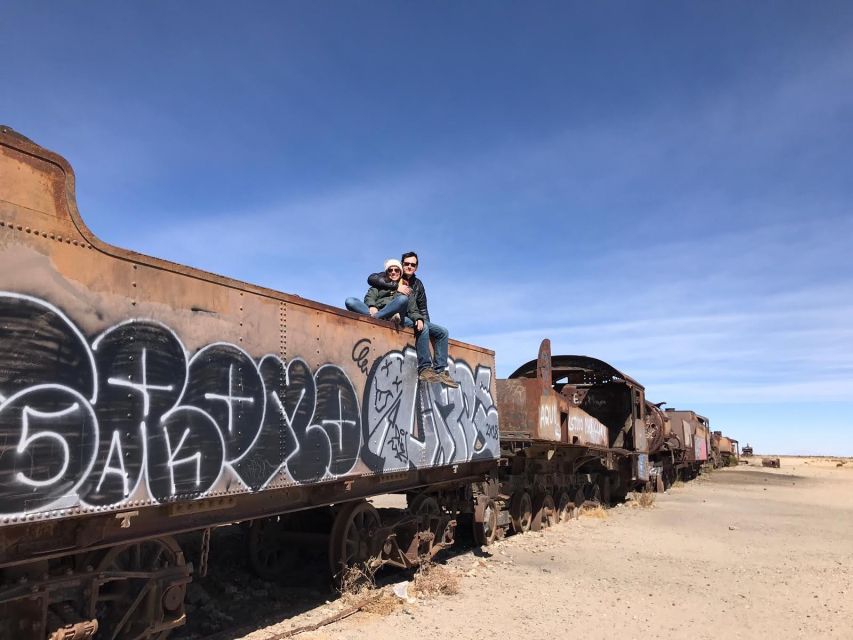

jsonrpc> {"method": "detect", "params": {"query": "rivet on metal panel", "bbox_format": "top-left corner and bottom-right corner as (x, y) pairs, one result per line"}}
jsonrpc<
(25, 227), (31, 233)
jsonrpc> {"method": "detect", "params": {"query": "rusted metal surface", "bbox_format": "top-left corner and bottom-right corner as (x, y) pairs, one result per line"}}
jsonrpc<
(663, 409), (711, 463)
(644, 402), (667, 455)
(0, 127), (499, 569)
(694, 424), (709, 462)
(505, 346), (647, 455)
(495, 340), (650, 509)
(495, 341), (609, 448)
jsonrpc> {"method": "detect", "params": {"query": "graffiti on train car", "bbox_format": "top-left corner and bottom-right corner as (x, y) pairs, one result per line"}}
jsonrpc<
(0, 293), (498, 517)
(538, 396), (560, 441)
(362, 348), (500, 473)
(566, 407), (608, 447)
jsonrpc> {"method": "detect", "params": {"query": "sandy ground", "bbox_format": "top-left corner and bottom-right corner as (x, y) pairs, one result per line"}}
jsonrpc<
(187, 457), (853, 640)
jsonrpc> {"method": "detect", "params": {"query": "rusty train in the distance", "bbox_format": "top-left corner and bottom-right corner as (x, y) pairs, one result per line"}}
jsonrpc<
(0, 127), (739, 640)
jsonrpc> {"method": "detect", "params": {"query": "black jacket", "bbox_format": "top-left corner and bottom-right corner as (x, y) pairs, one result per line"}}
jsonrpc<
(367, 272), (430, 322)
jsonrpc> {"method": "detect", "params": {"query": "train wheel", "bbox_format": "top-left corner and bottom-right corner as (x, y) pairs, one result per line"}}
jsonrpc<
(473, 499), (498, 547)
(584, 482), (602, 505)
(556, 492), (573, 523)
(531, 495), (556, 531)
(328, 501), (382, 580)
(409, 495), (443, 556)
(92, 536), (188, 640)
(509, 491), (532, 534)
(249, 516), (298, 580)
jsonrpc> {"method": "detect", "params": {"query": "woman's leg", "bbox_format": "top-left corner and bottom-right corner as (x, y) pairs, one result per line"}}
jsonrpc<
(374, 295), (409, 319)
(345, 297), (370, 315)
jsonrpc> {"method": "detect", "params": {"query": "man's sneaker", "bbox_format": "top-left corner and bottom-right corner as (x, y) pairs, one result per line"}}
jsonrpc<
(436, 370), (459, 388)
(418, 369), (440, 383)
(390, 313), (402, 328)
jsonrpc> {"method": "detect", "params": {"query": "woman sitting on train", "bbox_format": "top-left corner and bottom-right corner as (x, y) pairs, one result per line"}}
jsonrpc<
(345, 258), (420, 326)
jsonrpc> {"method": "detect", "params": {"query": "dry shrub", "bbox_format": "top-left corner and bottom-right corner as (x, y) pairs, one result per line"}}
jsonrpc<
(630, 490), (655, 508)
(337, 563), (377, 601)
(578, 504), (608, 520)
(336, 564), (401, 618)
(671, 480), (685, 489)
(411, 562), (459, 598)
(360, 589), (402, 616)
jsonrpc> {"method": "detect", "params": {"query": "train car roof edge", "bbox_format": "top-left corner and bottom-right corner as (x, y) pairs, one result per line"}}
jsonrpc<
(508, 353), (644, 389)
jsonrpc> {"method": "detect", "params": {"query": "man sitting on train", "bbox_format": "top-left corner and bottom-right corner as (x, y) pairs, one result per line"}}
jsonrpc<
(367, 251), (458, 388)
(345, 258), (418, 326)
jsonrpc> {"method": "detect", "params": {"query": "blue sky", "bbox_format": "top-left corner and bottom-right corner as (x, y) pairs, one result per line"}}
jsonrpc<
(2, 2), (852, 455)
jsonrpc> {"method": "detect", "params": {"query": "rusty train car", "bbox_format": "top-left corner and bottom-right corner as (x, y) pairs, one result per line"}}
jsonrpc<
(486, 339), (649, 540)
(646, 408), (710, 486)
(0, 127), (502, 639)
(0, 128), (736, 640)
(646, 406), (741, 487)
(711, 431), (739, 467)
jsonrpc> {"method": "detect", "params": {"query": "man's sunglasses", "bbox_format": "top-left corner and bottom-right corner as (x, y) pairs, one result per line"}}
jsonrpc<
(403, 262), (418, 267)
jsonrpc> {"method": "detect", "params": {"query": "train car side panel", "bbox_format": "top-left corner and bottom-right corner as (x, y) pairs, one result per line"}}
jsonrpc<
(0, 129), (500, 555)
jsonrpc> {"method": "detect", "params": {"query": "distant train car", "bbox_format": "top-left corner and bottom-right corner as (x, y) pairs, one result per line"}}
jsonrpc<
(0, 126), (500, 639)
(646, 408), (710, 487)
(716, 432), (739, 465)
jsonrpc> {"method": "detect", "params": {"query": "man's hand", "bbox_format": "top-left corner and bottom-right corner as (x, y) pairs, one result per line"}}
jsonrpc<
(369, 307), (379, 317)
(415, 319), (424, 332)
(398, 283), (412, 296)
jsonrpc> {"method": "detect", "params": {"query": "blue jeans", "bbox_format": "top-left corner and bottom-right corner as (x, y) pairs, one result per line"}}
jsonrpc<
(345, 295), (409, 320)
(416, 321), (449, 373)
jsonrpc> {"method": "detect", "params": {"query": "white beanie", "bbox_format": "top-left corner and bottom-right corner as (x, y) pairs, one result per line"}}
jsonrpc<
(384, 258), (402, 271)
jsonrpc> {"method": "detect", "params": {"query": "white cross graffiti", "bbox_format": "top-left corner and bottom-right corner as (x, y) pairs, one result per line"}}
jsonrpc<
(107, 349), (174, 417)
(203, 364), (255, 433)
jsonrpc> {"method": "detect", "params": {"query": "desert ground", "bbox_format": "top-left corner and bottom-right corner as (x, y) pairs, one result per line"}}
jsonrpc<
(178, 457), (853, 640)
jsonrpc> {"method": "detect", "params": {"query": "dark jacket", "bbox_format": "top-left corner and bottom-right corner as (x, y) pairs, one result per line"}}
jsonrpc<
(363, 285), (424, 323)
(367, 272), (430, 322)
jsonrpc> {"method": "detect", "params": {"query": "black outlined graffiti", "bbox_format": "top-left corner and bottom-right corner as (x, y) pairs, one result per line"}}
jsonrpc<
(0, 294), (99, 514)
(351, 338), (372, 374)
(0, 385), (98, 514)
(183, 343), (265, 463)
(0, 292), (498, 518)
(81, 321), (186, 505)
(362, 347), (500, 474)
(313, 366), (360, 477)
